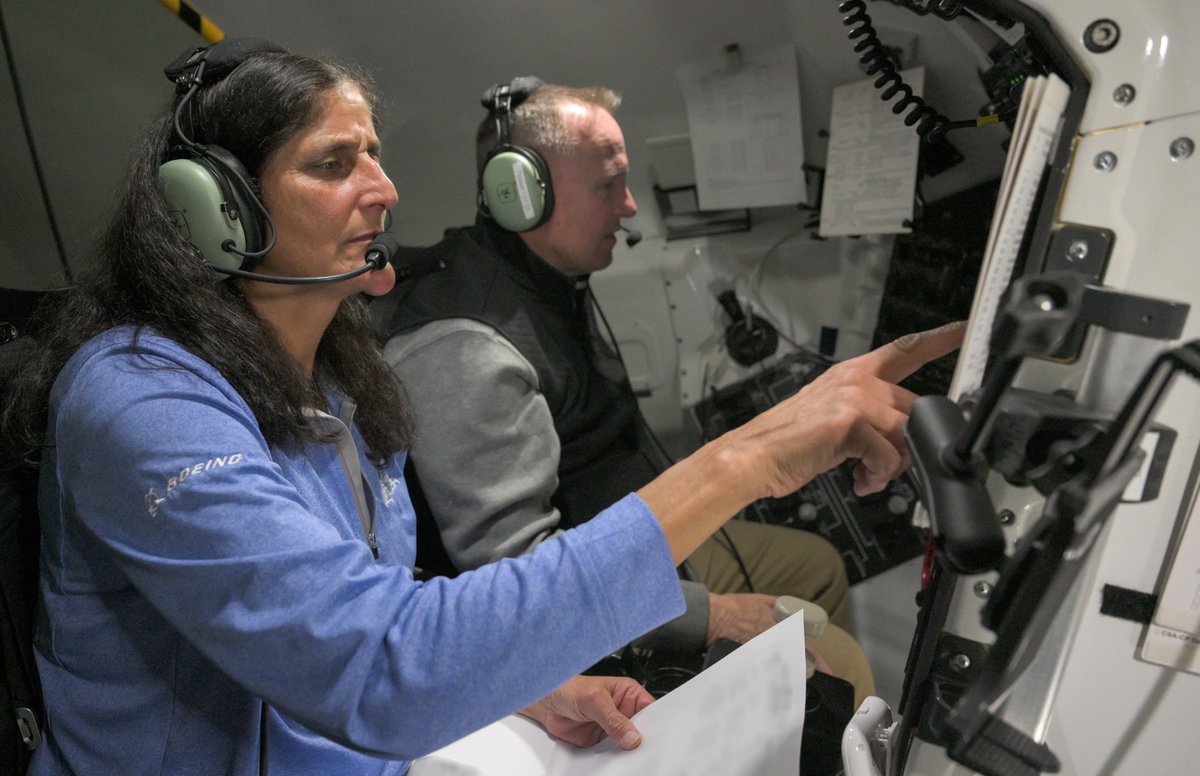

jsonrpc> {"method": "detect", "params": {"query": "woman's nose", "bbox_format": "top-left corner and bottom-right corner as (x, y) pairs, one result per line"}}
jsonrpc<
(364, 157), (399, 210)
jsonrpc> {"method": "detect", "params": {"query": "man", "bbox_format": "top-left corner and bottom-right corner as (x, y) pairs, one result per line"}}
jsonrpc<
(374, 79), (871, 694)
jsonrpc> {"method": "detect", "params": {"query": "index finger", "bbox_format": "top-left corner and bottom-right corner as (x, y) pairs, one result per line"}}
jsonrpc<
(856, 320), (967, 385)
(610, 677), (655, 717)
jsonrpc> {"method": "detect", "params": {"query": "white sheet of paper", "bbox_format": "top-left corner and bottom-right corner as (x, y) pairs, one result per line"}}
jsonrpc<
(947, 74), (1069, 400)
(1150, 478), (1200, 636)
(1140, 623), (1200, 676)
(1142, 449), (1200, 675)
(818, 68), (924, 238)
(410, 611), (810, 776)
(409, 714), (557, 776)
(675, 45), (806, 210)
(546, 610), (808, 775)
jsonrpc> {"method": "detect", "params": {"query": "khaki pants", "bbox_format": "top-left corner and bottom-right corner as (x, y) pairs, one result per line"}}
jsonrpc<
(687, 520), (875, 708)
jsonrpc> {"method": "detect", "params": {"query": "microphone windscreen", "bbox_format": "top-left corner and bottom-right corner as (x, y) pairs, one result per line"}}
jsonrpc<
(365, 232), (402, 269)
(620, 226), (643, 247)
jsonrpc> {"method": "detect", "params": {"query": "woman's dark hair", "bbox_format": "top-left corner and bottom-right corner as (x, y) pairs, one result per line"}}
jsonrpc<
(1, 51), (412, 469)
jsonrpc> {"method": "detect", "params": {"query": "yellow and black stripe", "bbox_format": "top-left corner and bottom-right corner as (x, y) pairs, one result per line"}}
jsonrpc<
(158, 0), (224, 44)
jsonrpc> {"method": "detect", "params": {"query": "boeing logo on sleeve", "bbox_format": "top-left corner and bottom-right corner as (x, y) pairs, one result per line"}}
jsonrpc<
(144, 488), (166, 518)
(144, 452), (246, 517)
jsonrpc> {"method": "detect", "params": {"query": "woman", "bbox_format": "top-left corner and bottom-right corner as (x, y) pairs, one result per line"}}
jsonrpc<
(1, 40), (961, 774)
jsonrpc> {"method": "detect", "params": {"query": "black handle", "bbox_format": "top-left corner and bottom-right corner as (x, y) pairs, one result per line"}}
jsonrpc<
(907, 395), (1006, 574)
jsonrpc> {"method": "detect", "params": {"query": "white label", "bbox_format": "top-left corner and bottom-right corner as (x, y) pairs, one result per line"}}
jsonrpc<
(512, 161), (535, 219)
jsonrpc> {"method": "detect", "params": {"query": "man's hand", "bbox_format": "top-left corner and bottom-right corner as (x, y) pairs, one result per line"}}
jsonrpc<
(706, 594), (836, 677)
(706, 592), (778, 645)
(520, 675), (654, 750)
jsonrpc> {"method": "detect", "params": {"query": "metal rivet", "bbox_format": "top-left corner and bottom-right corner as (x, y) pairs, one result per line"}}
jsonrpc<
(1112, 84), (1136, 105)
(950, 653), (972, 671)
(1094, 151), (1118, 172)
(1083, 19), (1120, 53)
(1066, 240), (1089, 262)
(998, 508), (1015, 524)
(973, 580), (993, 598)
(1170, 137), (1194, 161)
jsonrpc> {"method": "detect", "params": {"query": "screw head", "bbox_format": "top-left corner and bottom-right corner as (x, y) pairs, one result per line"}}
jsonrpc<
(1170, 137), (1194, 161)
(1094, 151), (1118, 172)
(998, 508), (1016, 524)
(1084, 19), (1121, 53)
(950, 653), (972, 671)
(1066, 240), (1089, 262)
(1112, 84), (1136, 106)
(973, 580), (993, 598)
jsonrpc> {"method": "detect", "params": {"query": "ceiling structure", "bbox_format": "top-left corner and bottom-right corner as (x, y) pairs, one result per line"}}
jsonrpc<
(1, 0), (1001, 287)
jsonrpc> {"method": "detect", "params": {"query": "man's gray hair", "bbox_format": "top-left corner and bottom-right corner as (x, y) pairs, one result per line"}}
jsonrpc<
(475, 83), (621, 173)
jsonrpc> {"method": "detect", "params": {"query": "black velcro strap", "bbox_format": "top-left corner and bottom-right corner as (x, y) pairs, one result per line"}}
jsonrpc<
(164, 37), (288, 87)
(479, 76), (545, 111)
(1099, 584), (1158, 624)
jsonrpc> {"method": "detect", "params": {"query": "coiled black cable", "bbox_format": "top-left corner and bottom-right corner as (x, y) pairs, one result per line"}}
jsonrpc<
(896, 0), (962, 21)
(838, 0), (953, 142)
(837, 0), (1001, 144)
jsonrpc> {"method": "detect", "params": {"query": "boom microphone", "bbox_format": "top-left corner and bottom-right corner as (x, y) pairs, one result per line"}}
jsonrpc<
(364, 232), (400, 269)
(210, 232), (398, 285)
(617, 224), (642, 248)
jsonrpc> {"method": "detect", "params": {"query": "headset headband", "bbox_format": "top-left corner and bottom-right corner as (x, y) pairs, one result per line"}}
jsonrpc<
(480, 76), (545, 145)
(164, 37), (288, 93)
(165, 38), (288, 157)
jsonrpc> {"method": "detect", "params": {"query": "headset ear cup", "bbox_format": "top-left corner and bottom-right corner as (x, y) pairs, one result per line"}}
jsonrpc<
(478, 145), (553, 232)
(158, 146), (264, 272)
(203, 145), (265, 265)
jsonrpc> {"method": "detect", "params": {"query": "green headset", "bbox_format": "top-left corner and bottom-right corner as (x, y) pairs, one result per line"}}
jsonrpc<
(476, 76), (553, 232)
(158, 38), (284, 275)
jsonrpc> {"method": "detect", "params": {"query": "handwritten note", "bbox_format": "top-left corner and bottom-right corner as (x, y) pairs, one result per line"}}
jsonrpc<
(819, 68), (923, 238)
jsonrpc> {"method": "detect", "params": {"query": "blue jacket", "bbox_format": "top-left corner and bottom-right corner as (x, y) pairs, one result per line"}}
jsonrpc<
(30, 327), (683, 775)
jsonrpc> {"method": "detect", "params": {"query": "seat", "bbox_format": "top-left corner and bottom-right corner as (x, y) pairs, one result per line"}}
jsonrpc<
(1, 287), (57, 774)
